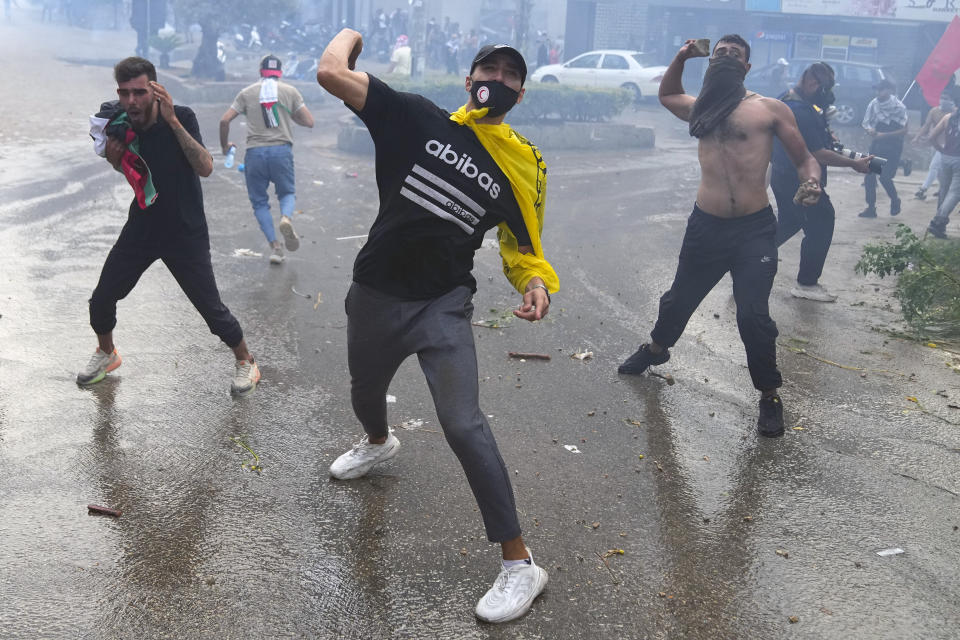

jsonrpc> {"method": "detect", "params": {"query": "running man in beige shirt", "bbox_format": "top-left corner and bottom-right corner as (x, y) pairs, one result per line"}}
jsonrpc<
(220, 54), (315, 265)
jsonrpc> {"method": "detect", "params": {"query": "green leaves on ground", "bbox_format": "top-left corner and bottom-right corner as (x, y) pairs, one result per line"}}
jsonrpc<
(856, 224), (960, 338)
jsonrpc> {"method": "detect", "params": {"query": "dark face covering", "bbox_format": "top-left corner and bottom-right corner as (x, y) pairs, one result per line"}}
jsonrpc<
(812, 87), (835, 109)
(470, 80), (520, 118)
(688, 55), (747, 138)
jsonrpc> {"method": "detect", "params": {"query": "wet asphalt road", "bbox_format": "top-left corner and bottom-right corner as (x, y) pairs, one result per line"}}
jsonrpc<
(2, 19), (960, 640)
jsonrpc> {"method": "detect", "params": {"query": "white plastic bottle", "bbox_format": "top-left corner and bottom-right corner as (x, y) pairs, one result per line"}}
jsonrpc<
(224, 146), (236, 169)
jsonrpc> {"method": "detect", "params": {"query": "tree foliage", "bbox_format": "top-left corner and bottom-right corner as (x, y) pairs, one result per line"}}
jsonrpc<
(856, 223), (960, 338)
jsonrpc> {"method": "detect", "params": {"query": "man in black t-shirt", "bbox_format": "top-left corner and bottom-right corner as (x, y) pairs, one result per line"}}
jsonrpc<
(771, 62), (872, 302)
(317, 30), (557, 624)
(78, 57), (261, 397)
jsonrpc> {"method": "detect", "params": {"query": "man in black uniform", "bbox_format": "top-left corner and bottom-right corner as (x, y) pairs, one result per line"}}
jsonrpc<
(78, 57), (261, 396)
(316, 30), (558, 623)
(771, 62), (873, 302)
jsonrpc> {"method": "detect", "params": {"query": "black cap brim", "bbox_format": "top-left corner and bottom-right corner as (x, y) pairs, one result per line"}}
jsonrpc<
(471, 44), (527, 85)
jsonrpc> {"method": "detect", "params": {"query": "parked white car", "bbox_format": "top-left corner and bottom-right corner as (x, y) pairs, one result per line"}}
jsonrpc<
(529, 49), (667, 101)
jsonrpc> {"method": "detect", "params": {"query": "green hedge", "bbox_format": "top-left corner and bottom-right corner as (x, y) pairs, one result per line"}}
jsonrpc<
(386, 78), (633, 122)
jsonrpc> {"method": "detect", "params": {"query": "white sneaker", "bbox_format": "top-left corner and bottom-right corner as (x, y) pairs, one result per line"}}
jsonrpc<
(76, 348), (122, 385)
(279, 216), (300, 251)
(329, 433), (400, 479)
(790, 283), (838, 302)
(475, 548), (548, 624)
(269, 244), (284, 265)
(230, 358), (261, 396)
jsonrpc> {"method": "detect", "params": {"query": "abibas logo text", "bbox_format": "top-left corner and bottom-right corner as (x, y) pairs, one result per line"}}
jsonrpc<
(424, 140), (501, 198)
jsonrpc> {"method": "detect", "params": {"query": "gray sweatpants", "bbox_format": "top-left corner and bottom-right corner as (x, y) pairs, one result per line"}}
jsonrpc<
(345, 281), (522, 543)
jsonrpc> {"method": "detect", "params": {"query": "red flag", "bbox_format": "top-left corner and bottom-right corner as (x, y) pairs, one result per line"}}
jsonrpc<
(917, 16), (960, 107)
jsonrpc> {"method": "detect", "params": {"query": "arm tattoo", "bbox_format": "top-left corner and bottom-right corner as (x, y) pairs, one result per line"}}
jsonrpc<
(171, 122), (213, 175)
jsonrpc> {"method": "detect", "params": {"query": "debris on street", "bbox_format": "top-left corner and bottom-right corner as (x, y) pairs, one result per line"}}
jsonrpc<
(508, 352), (551, 360)
(649, 371), (675, 385)
(596, 549), (622, 584)
(232, 437), (262, 473)
(394, 419), (437, 433)
(87, 504), (122, 517)
(472, 320), (507, 329)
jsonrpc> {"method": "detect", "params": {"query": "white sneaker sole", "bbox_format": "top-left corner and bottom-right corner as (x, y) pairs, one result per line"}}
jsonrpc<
(230, 381), (258, 397)
(279, 218), (299, 251)
(330, 439), (400, 480)
(76, 355), (122, 385)
(476, 567), (548, 624)
(790, 288), (837, 302)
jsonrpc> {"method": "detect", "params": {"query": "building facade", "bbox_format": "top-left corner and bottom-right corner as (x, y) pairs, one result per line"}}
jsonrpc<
(566, 0), (951, 104)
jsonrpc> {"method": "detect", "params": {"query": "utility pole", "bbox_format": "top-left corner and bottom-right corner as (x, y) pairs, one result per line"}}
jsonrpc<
(410, 0), (426, 78)
(514, 0), (533, 56)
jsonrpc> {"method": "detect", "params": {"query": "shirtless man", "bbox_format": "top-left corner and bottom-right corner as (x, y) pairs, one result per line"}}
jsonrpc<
(618, 35), (821, 437)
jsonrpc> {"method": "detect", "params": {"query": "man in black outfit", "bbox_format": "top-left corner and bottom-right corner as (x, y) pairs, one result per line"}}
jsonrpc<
(771, 62), (873, 303)
(77, 57), (260, 396)
(618, 35), (821, 438)
(316, 30), (557, 623)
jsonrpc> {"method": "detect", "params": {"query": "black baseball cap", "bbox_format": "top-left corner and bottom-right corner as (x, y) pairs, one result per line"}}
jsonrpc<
(873, 78), (895, 91)
(470, 44), (527, 85)
(260, 54), (282, 77)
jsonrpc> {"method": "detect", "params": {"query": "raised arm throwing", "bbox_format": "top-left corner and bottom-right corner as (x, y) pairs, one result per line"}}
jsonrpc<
(316, 29), (370, 111)
(659, 39), (707, 122)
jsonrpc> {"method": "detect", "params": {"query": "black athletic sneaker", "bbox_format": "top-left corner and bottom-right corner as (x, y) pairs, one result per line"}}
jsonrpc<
(618, 343), (670, 375)
(757, 395), (784, 438)
(858, 207), (877, 218)
(890, 198), (901, 216)
(927, 223), (948, 239)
